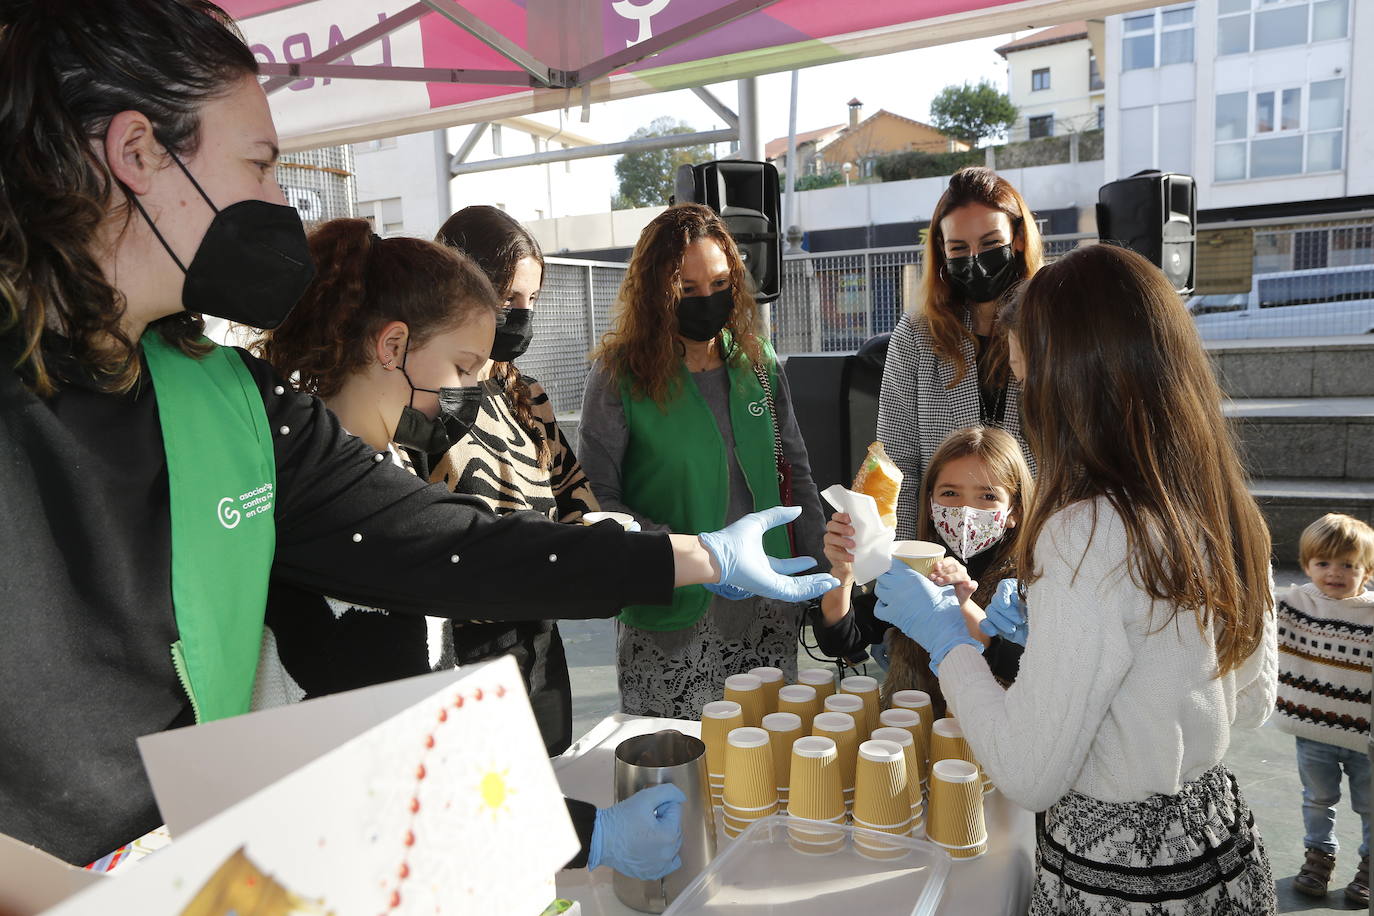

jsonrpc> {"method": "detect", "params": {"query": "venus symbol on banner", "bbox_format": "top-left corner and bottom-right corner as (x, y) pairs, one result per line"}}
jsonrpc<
(611, 0), (672, 47)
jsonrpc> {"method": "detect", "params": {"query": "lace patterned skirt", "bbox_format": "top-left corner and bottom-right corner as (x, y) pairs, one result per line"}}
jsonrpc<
(1031, 765), (1276, 915)
(616, 595), (801, 719)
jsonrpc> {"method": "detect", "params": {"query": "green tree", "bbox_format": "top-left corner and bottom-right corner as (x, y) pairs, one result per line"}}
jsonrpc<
(928, 80), (1018, 146)
(613, 117), (714, 209)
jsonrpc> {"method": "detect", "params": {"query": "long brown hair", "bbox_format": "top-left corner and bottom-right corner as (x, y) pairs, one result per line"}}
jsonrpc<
(0, 0), (257, 396)
(254, 219), (500, 398)
(436, 205), (550, 468)
(918, 167), (1044, 389)
(1012, 243), (1271, 676)
(592, 203), (764, 405)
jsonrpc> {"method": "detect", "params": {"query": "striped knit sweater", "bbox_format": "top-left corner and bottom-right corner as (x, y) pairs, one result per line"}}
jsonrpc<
(1274, 581), (1374, 752)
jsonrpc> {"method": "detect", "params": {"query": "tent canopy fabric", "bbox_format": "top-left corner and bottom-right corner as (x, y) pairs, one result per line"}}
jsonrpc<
(226, 0), (1157, 151)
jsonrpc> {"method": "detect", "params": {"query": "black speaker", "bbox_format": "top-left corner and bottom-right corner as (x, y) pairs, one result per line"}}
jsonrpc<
(1096, 171), (1196, 295)
(674, 160), (782, 303)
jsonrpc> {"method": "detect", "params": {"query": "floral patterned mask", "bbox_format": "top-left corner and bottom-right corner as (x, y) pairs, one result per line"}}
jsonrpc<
(931, 501), (1011, 561)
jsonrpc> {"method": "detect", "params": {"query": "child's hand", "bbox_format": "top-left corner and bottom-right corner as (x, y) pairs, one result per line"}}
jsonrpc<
(824, 512), (856, 567)
(929, 557), (978, 604)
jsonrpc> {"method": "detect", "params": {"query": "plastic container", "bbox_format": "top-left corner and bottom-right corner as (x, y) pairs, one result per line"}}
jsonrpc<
(663, 815), (949, 915)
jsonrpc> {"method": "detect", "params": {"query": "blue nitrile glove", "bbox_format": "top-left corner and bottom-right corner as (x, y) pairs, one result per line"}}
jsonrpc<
(587, 783), (686, 879)
(978, 578), (1027, 646)
(698, 506), (840, 603)
(874, 559), (983, 675)
(704, 581), (754, 600)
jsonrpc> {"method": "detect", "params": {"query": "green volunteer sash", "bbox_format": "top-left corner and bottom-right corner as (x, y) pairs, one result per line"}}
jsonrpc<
(617, 336), (789, 632)
(143, 332), (276, 722)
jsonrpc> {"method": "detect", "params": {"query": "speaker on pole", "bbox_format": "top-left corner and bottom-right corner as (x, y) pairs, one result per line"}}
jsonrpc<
(674, 160), (782, 303)
(1096, 170), (1196, 295)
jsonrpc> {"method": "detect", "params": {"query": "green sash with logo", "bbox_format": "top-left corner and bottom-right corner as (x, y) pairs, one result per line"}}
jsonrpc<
(143, 332), (277, 722)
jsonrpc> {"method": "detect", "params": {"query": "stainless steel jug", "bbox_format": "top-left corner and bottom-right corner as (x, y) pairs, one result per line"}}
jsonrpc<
(612, 729), (717, 913)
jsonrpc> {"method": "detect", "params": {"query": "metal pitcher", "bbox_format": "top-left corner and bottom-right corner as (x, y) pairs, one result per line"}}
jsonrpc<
(612, 729), (717, 913)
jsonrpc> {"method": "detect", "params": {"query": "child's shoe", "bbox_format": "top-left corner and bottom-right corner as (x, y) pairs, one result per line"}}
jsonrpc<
(1293, 847), (1336, 897)
(1345, 854), (1369, 906)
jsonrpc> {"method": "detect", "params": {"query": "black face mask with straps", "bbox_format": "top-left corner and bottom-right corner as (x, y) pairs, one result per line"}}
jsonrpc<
(945, 244), (1020, 305)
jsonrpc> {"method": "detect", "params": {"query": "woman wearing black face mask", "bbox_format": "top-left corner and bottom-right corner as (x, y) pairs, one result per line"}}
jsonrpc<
(579, 204), (829, 718)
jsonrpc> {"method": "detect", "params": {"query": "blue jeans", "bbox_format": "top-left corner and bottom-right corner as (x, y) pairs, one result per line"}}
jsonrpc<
(1296, 736), (1371, 857)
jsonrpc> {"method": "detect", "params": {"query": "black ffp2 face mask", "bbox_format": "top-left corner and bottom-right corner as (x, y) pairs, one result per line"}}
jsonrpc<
(676, 288), (734, 342)
(490, 307), (534, 363)
(127, 149), (315, 330)
(390, 339), (452, 454)
(945, 244), (1020, 305)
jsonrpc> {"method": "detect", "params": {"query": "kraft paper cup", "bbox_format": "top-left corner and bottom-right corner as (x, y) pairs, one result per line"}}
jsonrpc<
(811, 711), (859, 801)
(723, 726), (777, 810)
(579, 511), (635, 529)
(777, 684), (819, 733)
(888, 690), (934, 758)
(872, 726), (924, 818)
(786, 815), (846, 856)
(797, 667), (836, 700)
(840, 675), (882, 735)
(786, 736), (846, 823)
(749, 666), (785, 715)
(853, 739), (911, 828)
(762, 712), (803, 794)
(852, 816), (915, 861)
(878, 708), (927, 786)
(891, 539), (946, 576)
(724, 673), (766, 727)
(930, 718), (977, 769)
(927, 759), (988, 860)
(823, 692), (865, 725)
(702, 700), (744, 804)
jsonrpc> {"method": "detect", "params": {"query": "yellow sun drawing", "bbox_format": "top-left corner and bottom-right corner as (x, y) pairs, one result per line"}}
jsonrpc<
(478, 768), (515, 818)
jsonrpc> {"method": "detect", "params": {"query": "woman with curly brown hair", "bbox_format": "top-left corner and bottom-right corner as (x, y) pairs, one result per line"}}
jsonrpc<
(579, 204), (828, 717)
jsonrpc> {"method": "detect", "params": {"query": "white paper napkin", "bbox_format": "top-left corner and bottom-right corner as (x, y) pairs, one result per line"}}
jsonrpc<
(821, 484), (896, 585)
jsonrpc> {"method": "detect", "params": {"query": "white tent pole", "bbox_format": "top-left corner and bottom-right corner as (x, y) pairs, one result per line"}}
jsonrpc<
(450, 122), (490, 168)
(691, 87), (739, 130)
(262, 2), (428, 95)
(449, 128), (737, 176)
(737, 77), (762, 161)
(419, 0), (558, 85)
(783, 69), (799, 242)
(259, 62), (537, 85)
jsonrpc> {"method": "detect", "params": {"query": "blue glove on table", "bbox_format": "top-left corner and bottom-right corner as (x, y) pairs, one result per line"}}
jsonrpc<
(874, 559), (983, 675)
(977, 579), (1027, 646)
(698, 506), (840, 603)
(588, 783), (686, 879)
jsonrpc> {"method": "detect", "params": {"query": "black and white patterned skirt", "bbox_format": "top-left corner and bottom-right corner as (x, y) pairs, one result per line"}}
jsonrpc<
(1031, 765), (1275, 915)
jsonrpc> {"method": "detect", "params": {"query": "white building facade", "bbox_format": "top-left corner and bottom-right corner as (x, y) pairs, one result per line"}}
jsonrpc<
(997, 22), (1106, 141)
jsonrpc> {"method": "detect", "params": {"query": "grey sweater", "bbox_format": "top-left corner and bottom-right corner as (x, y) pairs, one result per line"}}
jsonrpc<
(579, 361), (827, 570)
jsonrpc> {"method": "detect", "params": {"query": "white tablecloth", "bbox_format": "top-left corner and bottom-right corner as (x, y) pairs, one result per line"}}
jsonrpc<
(553, 714), (1035, 915)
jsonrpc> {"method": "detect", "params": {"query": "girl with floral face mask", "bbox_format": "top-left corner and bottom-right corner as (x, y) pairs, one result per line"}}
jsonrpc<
(819, 426), (1033, 717)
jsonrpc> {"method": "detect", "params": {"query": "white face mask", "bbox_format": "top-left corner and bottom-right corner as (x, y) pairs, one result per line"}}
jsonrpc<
(931, 501), (1011, 561)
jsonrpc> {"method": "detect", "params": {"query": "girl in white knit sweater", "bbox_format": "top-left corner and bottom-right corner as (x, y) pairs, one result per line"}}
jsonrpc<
(875, 243), (1279, 913)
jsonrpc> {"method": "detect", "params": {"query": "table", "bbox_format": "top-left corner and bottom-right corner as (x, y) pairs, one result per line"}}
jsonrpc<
(553, 714), (1035, 915)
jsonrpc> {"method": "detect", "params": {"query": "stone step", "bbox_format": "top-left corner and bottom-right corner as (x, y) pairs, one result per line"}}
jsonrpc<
(1248, 477), (1374, 564)
(1224, 397), (1374, 479)
(1208, 336), (1374, 400)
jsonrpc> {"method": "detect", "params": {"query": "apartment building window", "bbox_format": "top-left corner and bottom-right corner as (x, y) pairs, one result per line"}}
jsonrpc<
(360, 197), (404, 236)
(1031, 68), (1050, 91)
(1096, 105), (1106, 129)
(1218, 0), (1349, 56)
(1088, 51), (1104, 90)
(1122, 5), (1194, 71)
(1214, 78), (1345, 180)
(1028, 115), (1054, 139)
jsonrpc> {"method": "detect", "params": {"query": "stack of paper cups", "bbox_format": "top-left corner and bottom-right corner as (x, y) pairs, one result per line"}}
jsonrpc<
(749, 666), (785, 716)
(701, 700), (743, 808)
(785, 736), (846, 855)
(930, 717), (990, 793)
(777, 684), (820, 733)
(888, 690), (934, 764)
(722, 727), (778, 838)
(878, 707), (927, 790)
(927, 758), (988, 859)
(852, 740), (914, 860)
(811, 711), (859, 813)
(823, 692), (865, 724)
(761, 712), (803, 804)
(840, 675), (881, 735)
(797, 668), (836, 701)
(724, 673), (766, 727)
(872, 726), (923, 828)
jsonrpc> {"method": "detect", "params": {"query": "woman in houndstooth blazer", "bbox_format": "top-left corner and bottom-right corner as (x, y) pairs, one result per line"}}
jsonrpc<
(878, 168), (1044, 540)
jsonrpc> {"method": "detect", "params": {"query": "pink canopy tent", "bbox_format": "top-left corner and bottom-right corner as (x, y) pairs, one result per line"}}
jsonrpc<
(227, 0), (1154, 151)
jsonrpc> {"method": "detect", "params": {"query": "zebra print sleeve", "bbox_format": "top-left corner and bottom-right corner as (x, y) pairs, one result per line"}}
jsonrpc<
(524, 377), (599, 523)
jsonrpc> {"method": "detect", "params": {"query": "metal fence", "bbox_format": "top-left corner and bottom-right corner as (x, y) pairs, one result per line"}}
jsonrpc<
(519, 218), (1374, 417)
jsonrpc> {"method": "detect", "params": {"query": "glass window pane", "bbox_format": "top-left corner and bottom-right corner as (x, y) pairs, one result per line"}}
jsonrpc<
(1255, 5), (1308, 49)
(1218, 0), (1249, 11)
(1161, 28), (1194, 64)
(1123, 34), (1155, 69)
(1255, 92), (1274, 132)
(1280, 88), (1301, 130)
(1306, 130), (1342, 172)
(1250, 135), (1303, 177)
(1162, 8), (1193, 25)
(1313, 0), (1349, 40)
(1218, 14), (1251, 53)
(1215, 142), (1247, 181)
(1125, 13), (1154, 31)
(1215, 92), (1248, 140)
(1309, 79), (1344, 130)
